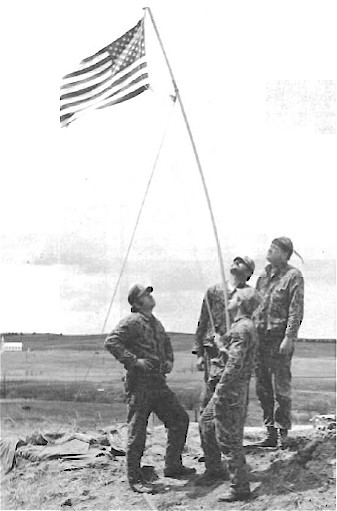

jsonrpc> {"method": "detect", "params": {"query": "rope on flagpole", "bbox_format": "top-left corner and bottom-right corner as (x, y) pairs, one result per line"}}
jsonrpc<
(144, 6), (230, 331)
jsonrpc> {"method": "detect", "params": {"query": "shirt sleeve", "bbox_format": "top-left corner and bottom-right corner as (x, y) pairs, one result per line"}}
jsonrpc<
(104, 319), (138, 370)
(192, 289), (212, 356)
(286, 270), (304, 339)
(164, 331), (174, 363)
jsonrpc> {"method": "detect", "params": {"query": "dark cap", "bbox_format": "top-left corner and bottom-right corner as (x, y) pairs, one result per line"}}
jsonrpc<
(236, 288), (262, 316)
(272, 237), (293, 257)
(234, 256), (255, 276)
(127, 284), (153, 306)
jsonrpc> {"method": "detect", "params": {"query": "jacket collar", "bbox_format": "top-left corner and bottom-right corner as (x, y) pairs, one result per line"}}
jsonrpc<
(265, 262), (289, 278)
(138, 312), (154, 322)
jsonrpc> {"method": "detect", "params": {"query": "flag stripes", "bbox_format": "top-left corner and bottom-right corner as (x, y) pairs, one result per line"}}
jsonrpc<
(60, 19), (149, 127)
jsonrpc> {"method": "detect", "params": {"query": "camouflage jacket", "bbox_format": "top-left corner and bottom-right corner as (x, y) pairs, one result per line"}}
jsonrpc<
(104, 312), (173, 384)
(255, 263), (304, 338)
(192, 282), (250, 357)
(215, 316), (257, 395)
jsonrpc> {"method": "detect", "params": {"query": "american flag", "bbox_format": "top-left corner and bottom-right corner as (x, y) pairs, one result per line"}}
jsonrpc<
(60, 19), (149, 127)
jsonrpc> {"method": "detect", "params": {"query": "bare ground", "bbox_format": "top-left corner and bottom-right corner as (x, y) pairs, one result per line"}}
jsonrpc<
(1, 422), (335, 511)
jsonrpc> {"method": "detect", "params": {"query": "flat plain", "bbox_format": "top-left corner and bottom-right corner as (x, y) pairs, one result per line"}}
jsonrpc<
(0, 333), (335, 434)
(0, 333), (335, 511)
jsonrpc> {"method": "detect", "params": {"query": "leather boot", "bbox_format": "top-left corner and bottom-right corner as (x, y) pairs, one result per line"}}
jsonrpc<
(256, 426), (278, 447)
(194, 467), (229, 486)
(164, 466), (196, 478)
(129, 481), (156, 494)
(218, 489), (251, 502)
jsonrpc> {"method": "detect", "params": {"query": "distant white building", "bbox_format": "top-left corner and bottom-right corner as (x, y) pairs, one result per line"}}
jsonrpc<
(0, 335), (23, 352)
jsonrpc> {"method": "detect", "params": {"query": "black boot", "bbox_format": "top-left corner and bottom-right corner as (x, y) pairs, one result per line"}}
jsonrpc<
(194, 467), (229, 486)
(256, 426), (278, 447)
(129, 477), (156, 494)
(218, 489), (251, 502)
(164, 466), (196, 478)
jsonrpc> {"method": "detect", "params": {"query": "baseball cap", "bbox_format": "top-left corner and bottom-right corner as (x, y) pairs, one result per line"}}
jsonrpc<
(234, 256), (255, 276)
(128, 284), (153, 306)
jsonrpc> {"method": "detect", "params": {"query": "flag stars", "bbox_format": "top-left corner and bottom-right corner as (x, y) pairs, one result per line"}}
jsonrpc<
(60, 19), (147, 127)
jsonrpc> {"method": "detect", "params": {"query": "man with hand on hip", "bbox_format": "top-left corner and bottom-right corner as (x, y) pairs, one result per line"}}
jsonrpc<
(105, 284), (194, 494)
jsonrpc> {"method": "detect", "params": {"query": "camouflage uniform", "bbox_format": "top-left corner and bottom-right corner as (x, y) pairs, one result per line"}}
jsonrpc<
(105, 312), (189, 483)
(255, 263), (304, 430)
(192, 282), (250, 411)
(199, 317), (257, 494)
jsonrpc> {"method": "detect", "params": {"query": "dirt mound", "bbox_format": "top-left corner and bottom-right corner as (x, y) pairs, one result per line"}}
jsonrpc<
(247, 428), (336, 510)
(1, 419), (335, 510)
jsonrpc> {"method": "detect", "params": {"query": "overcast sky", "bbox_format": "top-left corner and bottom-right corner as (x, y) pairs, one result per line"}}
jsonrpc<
(0, 0), (336, 338)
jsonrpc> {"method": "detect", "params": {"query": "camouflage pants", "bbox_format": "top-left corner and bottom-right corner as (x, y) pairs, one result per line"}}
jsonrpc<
(255, 332), (294, 430)
(126, 382), (189, 483)
(199, 387), (250, 495)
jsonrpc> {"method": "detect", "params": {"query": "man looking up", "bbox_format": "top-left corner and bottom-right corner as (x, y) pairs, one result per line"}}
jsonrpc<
(197, 287), (261, 502)
(254, 237), (304, 447)
(105, 284), (194, 494)
(192, 255), (255, 411)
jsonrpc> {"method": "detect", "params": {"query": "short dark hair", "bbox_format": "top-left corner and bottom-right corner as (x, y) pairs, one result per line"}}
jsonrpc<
(130, 295), (146, 313)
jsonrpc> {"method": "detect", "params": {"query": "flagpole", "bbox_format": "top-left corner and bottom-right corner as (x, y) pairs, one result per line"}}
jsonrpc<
(144, 7), (230, 331)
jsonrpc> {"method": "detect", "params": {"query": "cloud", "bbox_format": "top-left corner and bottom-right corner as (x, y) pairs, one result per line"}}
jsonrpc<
(0, 233), (115, 274)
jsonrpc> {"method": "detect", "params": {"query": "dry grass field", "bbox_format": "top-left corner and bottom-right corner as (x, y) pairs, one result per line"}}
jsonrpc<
(0, 333), (335, 511)
(0, 333), (335, 434)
